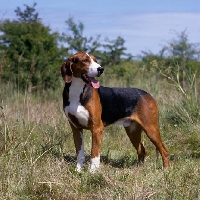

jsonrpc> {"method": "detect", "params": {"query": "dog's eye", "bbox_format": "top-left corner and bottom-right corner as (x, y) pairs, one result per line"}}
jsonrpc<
(82, 59), (88, 62)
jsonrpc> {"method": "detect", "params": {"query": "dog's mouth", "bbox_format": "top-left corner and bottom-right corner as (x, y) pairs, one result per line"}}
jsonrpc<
(81, 74), (100, 89)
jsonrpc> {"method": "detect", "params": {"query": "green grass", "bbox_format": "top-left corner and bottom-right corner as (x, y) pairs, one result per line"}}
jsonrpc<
(0, 72), (200, 199)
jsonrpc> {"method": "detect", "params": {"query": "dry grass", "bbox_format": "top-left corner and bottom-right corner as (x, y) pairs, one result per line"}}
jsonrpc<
(0, 74), (200, 199)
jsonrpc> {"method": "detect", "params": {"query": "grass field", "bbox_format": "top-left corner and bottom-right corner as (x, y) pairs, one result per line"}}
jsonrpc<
(0, 68), (200, 199)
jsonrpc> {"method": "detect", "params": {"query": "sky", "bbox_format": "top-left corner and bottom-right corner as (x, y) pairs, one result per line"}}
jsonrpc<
(1, 0), (200, 57)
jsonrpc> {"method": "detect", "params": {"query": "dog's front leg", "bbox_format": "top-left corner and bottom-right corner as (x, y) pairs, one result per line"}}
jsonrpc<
(90, 124), (104, 172)
(69, 123), (85, 172)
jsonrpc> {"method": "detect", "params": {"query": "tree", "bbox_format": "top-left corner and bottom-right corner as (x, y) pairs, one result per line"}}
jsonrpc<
(162, 30), (200, 88)
(60, 18), (133, 66)
(141, 30), (200, 73)
(0, 3), (61, 91)
(60, 18), (101, 58)
(15, 3), (39, 23)
(141, 30), (200, 97)
(164, 30), (199, 60)
(102, 36), (132, 66)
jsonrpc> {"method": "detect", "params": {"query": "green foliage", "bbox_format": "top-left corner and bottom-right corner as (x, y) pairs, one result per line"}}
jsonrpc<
(150, 58), (199, 126)
(165, 97), (199, 125)
(141, 30), (200, 78)
(141, 31), (200, 127)
(101, 36), (133, 66)
(164, 30), (199, 59)
(106, 61), (135, 77)
(15, 3), (39, 23)
(60, 17), (102, 57)
(0, 3), (61, 91)
(60, 17), (132, 66)
(150, 59), (196, 97)
(0, 5), (133, 92)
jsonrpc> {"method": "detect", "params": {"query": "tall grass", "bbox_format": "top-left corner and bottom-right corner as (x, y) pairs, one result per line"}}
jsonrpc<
(0, 61), (200, 199)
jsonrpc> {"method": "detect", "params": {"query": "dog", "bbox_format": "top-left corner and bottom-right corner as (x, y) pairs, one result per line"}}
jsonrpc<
(60, 52), (169, 172)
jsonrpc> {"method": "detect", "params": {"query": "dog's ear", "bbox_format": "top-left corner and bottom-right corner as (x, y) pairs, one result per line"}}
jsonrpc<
(60, 56), (73, 83)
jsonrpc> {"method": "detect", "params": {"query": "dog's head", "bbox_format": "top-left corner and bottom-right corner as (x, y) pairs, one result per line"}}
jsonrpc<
(60, 52), (104, 88)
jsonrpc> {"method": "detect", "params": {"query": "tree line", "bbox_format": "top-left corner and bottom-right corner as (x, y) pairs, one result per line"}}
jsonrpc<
(0, 3), (199, 92)
(0, 3), (132, 91)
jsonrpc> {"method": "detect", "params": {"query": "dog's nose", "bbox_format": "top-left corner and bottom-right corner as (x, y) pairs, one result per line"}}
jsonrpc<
(97, 67), (104, 76)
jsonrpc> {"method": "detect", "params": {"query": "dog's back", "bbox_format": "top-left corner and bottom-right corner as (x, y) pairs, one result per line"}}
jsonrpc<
(98, 86), (148, 125)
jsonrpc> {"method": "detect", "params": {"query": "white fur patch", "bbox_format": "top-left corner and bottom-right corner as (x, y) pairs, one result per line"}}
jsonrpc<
(76, 132), (85, 172)
(115, 120), (137, 132)
(90, 155), (100, 172)
(115, 119), (131, 127)
(87, 55), (101, 77)
(128, 121), (137, 132)
(64, 77), (89, 127)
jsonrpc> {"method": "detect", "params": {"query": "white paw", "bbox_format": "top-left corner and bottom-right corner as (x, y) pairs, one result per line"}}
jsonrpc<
(90, 155), (100, 173)
(76, 156), (85, 172)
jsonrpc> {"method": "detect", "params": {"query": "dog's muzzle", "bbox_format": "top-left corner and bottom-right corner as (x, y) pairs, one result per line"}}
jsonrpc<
(97, 67), (104, 77)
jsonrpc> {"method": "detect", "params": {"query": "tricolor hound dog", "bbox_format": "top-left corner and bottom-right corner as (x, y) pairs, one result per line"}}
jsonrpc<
(60, 52), (169, 172)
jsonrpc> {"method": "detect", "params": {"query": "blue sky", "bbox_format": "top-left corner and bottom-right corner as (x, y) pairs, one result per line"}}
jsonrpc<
(1, 0), (200, 56)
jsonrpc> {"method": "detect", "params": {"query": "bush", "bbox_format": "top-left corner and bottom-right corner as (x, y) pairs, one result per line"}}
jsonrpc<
(150, 59), (199, 126)
(165, 97), (199, 125)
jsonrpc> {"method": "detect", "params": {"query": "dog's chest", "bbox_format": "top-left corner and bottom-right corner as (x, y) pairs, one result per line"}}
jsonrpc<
(65, 102), (89, 127)
(64, 79), (89, 127)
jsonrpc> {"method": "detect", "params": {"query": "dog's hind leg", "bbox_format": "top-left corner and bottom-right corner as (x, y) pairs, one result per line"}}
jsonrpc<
(70, 123), (85, 172)
(124, 121), (146, 163)
(132, 94), (170, 168)
(144, 126), (169, 168)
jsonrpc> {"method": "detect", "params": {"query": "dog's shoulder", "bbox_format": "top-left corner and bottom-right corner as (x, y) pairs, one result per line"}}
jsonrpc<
(80, 84), (93, 106)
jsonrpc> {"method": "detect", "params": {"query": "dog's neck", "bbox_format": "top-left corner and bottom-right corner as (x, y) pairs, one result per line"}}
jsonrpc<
(69, 77), (86, 101)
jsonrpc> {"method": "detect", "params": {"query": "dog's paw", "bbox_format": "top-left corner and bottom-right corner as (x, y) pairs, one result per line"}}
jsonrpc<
(90, 156), (100, 173)
(75, 156), (85, 172)
(75, 165), (83, 172)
